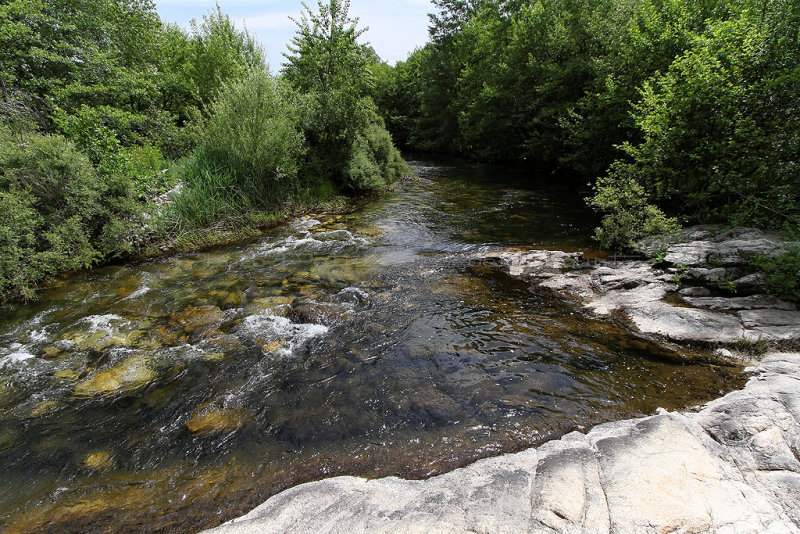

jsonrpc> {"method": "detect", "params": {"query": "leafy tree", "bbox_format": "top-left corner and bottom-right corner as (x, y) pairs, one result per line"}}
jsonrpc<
(188, 6), (266, 112)
(283, 0), (405, 191)
(612, 10), (800, 229)
(283, 0), (369, 95)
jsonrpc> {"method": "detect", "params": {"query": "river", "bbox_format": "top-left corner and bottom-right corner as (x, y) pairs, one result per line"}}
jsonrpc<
(0, 159), (743, 533)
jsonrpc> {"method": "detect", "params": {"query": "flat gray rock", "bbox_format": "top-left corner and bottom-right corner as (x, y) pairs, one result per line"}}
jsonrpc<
(204, 354), (800, 534)
(626, 301), (746, 342)
(658, 227), (797, 267)
(684, 295), (797, 311)
(740, 309), (800, 328)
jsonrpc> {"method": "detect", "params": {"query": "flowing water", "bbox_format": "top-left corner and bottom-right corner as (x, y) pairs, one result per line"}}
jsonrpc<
(0, 160), (743, 533)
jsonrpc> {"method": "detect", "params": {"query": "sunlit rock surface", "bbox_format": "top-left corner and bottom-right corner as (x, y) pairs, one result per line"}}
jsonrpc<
(204, 353), (800, 534)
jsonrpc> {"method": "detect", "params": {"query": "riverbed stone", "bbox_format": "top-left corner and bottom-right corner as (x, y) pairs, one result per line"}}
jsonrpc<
(73, 356), (156, 398)
(288, 301), (350, 326)
(169, 305), (224, 333)
(83, 450), (113, 470)
(187, 408), (247, 436)
(203, 353), (800, 534)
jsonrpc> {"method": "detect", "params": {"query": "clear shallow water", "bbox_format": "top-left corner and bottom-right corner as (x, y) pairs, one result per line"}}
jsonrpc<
(0, 160), (743, 533)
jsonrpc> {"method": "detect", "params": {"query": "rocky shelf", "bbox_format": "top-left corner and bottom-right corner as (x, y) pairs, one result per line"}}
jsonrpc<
(473, 227), (800, 346)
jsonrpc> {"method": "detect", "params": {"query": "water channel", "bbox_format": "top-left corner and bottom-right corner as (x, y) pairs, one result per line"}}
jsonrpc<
(0, 159), (744, 533)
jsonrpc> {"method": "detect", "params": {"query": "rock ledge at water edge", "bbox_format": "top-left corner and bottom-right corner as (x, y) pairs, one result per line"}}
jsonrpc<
(473, 228), (800, 344)
(204, 353), (800, 534)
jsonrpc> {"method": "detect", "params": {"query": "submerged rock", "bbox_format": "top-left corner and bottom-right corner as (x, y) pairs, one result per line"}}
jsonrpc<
(169, 305), (224, 333)
(187, 408), (246, 436)
(29, 399), (61, 418)
(83, 450), (113, 470)
(288, 301), (350, 326)
(73, 356), (156, 398)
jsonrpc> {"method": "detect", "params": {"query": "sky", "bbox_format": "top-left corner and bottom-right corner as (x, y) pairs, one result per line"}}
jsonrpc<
(155, 0), (435, 71)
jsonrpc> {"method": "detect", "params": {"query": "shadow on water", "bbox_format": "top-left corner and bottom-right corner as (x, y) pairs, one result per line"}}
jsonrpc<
(0, 158), (744, 533)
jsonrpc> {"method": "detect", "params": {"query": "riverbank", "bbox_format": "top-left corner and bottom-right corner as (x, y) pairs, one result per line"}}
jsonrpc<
(204, 352), (800, 533)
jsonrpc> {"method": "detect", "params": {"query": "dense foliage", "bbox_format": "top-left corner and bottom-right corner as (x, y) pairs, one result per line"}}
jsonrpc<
(372, 0), (800, 247)
(0, 129), (138, 299)
(751, 249), (800, 304)
(0, 0), (404, 300)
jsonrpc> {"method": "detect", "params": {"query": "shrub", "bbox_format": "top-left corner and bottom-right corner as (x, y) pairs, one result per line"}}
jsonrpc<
(588, 171), (680, 250)
(0, 189), (45, 300)
(172, 71), (313, 228)
(751, 249), (800, 304)
(0, 132), (140, 299)
(125, 144), (170, 198)
(344, 122), (407, 191)
(202, 71), (305, 199)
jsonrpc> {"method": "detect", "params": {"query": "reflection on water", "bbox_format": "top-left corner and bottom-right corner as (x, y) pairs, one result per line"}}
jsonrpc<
(0, 159), (743, 533)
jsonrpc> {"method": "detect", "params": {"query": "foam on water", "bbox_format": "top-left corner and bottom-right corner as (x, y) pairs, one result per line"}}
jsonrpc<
(126, 285), (151, 299)
(82, 314), (128, 334)
(239, 314), (329, 357)
(243, 227), (368, 262)
(0, 351), (37, 369)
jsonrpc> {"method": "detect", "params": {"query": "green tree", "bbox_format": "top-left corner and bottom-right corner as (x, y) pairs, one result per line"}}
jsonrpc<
(283, 0), (369, 95)
(283, 0), (405, 191)
(611, 9), (800, 229)
(189, 6), (266, 112)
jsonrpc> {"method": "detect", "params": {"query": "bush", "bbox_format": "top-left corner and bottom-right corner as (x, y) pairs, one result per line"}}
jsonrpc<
(172, 71), (307, 227)
(344, 122), (407, 191)
(203, 72), (305, 189)
(125, 144), (169, 198)
(751, 249), (800, 304)
(588, 171), (680, 250)
(0, 132), (140, 299)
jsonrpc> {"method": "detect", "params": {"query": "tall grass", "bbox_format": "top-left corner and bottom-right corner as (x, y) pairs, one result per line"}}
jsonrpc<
(171, 71), (307, 228)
